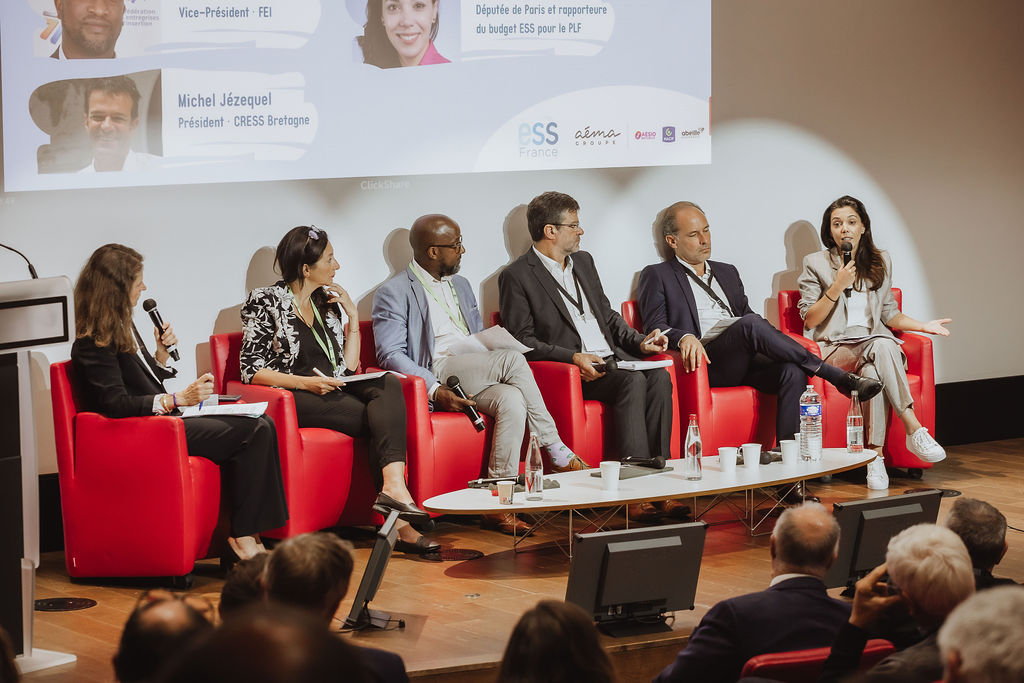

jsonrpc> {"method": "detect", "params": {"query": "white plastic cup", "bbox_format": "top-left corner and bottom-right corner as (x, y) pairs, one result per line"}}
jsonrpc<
(718, 447), (738, 475)
(497, 480), (515, 505)
(600, 461), (621, 491)
(741, 443), (762, 470)
(780, 439), (799, 465)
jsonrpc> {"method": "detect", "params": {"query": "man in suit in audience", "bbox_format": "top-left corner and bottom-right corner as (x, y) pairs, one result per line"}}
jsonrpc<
(637, 201), (883, 500)
(264, 533), (409, 683)
(819, 524), (976, 683)
(373, 213), (586, 535)
(653, 502), (851, 683)
(943, 497), (1018, 590)
(498, 191), (679, 522)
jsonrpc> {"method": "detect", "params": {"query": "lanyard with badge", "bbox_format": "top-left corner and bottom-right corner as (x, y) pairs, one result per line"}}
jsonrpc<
(683, 266), (734, 317)
(411, 267), (470, 335)
(290, 289), (338, 373)
(550, 263), (588, 318)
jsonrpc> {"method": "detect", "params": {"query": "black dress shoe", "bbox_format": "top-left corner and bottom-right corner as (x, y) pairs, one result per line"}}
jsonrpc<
(395, 536), (441, 555)
(373, 493), (430, 523)
(779, 481), (820, 505)
(837, 373), (883, 401)
(622, 455), (666, 469)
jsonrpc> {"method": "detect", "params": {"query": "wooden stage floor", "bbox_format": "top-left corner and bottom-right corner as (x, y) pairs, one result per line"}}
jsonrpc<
(22, 438), (1024, 682)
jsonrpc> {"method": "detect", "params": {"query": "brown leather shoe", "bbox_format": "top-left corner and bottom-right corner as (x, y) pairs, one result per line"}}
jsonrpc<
(549, 454), (589, 473)
(657, 499), (692, 520)
(481, 513), (533, 536)
(627, 502), (661, 523)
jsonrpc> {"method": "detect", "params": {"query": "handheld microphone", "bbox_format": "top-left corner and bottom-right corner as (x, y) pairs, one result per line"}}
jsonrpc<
(593, 358), (618, 373)
(142, 298), (180, 361)
(446, 375), (485, 432)
(0, 242), (39, 279)
(840, 243), (853, 298)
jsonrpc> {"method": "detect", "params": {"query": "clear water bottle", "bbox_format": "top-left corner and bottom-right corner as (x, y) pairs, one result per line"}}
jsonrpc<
(683, 414), (703, 480)
(799, 385), (822, 462)
(846, 390), (864, 454)
(525, 432), (544, 500)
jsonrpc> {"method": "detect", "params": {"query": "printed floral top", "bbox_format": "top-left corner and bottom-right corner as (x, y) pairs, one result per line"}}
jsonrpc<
(240, 281), (348, 384)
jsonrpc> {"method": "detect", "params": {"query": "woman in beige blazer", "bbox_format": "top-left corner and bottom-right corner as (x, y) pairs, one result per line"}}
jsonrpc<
(798, 195), (951, 462)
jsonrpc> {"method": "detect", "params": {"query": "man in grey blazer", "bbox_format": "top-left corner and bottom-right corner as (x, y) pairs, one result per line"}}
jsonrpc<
(372, 214), (584, 535)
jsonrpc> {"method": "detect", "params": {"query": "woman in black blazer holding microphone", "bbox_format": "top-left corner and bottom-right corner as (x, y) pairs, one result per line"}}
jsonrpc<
(70, 243), (288, 563)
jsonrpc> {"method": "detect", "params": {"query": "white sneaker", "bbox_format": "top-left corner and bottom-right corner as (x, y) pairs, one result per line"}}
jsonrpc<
(906, 427), (946, 463)
(866, 455), (889, 490)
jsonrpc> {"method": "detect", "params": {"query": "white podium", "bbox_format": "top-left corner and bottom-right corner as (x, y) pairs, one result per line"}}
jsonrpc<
(0, 277), (77, 673)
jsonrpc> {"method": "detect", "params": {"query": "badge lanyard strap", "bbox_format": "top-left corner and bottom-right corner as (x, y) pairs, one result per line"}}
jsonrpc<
(291, 289), (338, 373)
(411, 267), (470, 335)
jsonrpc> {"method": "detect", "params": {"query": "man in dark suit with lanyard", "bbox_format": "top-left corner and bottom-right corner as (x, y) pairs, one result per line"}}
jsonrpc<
(637, 201), (882, 474)
(499, 191), (679, 520)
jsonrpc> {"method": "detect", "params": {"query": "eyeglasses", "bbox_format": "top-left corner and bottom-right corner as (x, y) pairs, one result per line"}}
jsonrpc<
(430, 238), (464, 250)
(550, 223), (582, 230)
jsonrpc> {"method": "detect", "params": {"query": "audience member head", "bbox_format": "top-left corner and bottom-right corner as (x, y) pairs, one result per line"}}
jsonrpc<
(944, 497), (1008, 572)
(74, 243), (144, 352)
(769, 501), (840, 579)
(158, 603), (371, 683)
(885, 524), (974, 630)
(409, 214), (464, 278)
(219, 553), (270, 622)
(0, 624), (18, 683)
(496, 599), (615, 683)
(113, 589), (215, 683)
(938, 585), (1024, 683)
(526, 191), (580, 242)
(264, 532), (355, 624)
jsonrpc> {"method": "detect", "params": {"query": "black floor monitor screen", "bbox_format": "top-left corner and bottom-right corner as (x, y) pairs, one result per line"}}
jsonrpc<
(344, 510), (399, 630)
(565, 522), (707, 637)
(825, 489), (943, 589)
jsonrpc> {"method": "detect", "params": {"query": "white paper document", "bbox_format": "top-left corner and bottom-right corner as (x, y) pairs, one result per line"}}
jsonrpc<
(181, 401), (268, 418)
(313, 368), (407, 385)
(445, 326), (532, 356)
(616, 359), (674, 371)
(699, 317), (740, 344)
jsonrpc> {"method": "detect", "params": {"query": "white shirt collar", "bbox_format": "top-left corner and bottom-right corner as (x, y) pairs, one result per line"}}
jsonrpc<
(676, 256), (711, 279)
(411, 259), (453, 284)
(769, 572), (819, 587)
(533, 246), (572, 275)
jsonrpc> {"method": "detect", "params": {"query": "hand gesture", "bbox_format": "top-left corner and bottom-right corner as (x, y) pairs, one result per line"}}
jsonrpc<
(678, 335), (710, 372)
(834, 258), (857, 293)
(640, 328), (669, 354)
(849, 563), (904, 629)
(323, 283), (357, 320)
(921, 318), (952, 336)
(299, 375), (346, 395)
(175, 373), (215, 407)
(433, 385), (477, 413)
(572, 352), (607, 382)
(153, 322), (178, 365)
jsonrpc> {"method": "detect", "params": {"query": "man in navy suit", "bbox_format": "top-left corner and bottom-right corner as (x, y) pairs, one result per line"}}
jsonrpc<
(653, 502), (851, 683)
(637, 201), (882, 450)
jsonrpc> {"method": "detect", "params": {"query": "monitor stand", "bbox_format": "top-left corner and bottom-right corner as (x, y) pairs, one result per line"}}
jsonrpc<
(345, 603), (396, 631)
(598, 617), (672, 638)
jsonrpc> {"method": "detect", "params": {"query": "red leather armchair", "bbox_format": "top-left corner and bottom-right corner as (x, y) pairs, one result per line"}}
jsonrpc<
(620, 301), (811, 456)
(50, 361), (221, 580)
(740, 638), (895, 681)
(358, 321), (496, 501)
(209, 332), (364, 535)
(492, 312), (680, 466)
(778, 289), (935, 471)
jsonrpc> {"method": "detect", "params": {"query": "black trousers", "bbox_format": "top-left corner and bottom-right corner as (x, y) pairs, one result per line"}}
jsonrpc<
(704, 315), (824, 442)
(582, 366), (673, 460)
(289, 374), (407, 491)
(183, 414), (288, 537)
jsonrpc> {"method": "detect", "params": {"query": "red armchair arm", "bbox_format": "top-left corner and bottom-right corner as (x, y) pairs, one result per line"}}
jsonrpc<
(526, 360), (588, 457)
(70, 414), (200, 564)
(667, 349), (714, 425)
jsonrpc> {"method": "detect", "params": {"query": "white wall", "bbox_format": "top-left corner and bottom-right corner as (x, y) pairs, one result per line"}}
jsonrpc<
(4, 0), (1023, 474)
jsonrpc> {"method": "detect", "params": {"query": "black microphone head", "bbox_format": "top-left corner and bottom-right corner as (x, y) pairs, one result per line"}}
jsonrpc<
(142, 298), (158, 312)
(840, 242), (852, 254)
(605, 358), (618, 373)
(446, 375), (461, 389)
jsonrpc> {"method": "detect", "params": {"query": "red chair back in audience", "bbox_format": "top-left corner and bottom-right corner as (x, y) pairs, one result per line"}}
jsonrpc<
(777, 289), (936, 471)
(50, 360), (220, 579)
(740, 638), (895, 681)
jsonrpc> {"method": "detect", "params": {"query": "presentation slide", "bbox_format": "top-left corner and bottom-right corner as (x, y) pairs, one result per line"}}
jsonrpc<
(1, 0), (710, 192)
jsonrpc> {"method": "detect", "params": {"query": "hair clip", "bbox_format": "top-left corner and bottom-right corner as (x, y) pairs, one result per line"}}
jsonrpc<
(308, 226), (319, 240)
